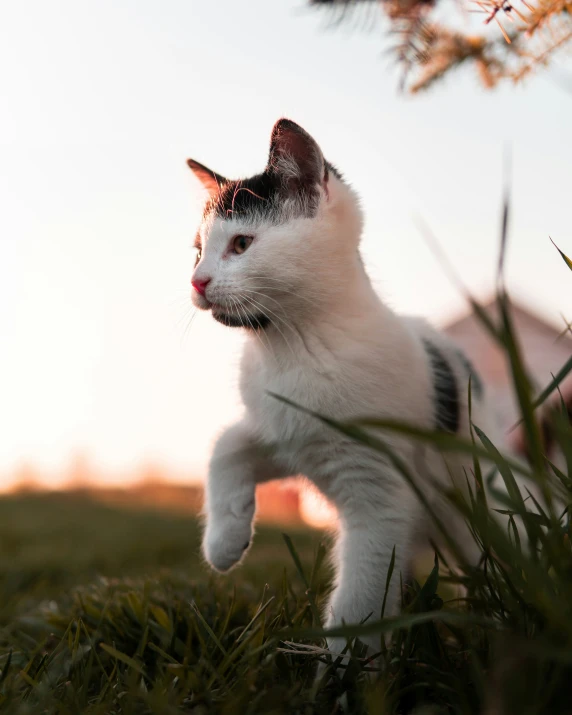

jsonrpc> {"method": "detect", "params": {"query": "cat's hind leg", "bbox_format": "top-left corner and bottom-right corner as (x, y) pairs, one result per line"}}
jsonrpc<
(322, 470), (420, 666)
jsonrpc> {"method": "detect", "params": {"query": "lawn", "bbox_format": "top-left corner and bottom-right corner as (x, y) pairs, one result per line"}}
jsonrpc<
(0, 493), (336, 714)
(0, 492), (485, 714)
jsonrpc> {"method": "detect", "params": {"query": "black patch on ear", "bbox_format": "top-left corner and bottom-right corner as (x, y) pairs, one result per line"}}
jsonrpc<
(209, 171), (278, 220)
(423, 339), (459, 434)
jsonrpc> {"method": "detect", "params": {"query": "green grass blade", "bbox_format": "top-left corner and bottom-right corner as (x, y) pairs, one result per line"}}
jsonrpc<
(282, 533), (322, 626)
(99, 644), (145, 676)
(381, 546), (396, 619)
(550, 236), (572, 271)
(190, 601), (228, 656)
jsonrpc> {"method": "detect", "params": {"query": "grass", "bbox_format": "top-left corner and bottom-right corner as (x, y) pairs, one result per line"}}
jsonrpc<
(0, 493), (327, 713)
(0, 493), (316, 612)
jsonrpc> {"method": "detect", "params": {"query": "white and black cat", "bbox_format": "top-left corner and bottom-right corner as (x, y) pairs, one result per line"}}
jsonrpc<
(187, 118), (498, 659)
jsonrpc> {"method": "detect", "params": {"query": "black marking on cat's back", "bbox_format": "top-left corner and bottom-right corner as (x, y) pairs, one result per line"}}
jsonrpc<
(423, 339), (460, 434)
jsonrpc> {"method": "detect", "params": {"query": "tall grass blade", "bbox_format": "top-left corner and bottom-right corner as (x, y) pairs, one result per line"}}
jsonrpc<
(550, 237), (572, 271)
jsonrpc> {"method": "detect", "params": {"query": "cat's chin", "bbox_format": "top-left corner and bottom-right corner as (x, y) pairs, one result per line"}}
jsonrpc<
(212, 309), (270, 331)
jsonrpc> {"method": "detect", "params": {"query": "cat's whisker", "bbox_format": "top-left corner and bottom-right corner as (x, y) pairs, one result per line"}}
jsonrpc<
(231, 296), (251, 331)
(240, 291), (302, 344)
(246, 275), (325, 300)
(238, 288), (296, 325)
(179, 306), (198, 346)
(244, 286), (320, 309)
(231, 292), (266, 336)
(237, 294), (284, 356)
(239, 293), (297, 360)
(237, 291), (287, 330)
(175, 298), (194, 322)
(175, 304), (193, 327)
(229, 295), (253, 333)
(170, 296), (196, 314)
(232, 295), (272, 356)
(246, 273), (325, 291)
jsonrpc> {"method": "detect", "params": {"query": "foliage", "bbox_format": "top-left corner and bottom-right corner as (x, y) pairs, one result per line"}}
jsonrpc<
(310, 0), (572, 92)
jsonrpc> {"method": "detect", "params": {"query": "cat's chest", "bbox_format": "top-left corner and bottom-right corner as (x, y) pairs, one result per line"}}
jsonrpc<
(240, 354), (341, 449)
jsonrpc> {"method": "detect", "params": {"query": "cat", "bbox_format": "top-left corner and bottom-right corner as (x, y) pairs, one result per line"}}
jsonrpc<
(186, 118), (498, 661)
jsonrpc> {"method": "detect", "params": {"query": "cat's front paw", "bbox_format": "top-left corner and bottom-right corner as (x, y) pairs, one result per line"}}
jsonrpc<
(202, 514), (253, 572)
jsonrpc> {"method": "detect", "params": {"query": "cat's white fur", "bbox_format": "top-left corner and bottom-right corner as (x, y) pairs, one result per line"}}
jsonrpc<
(189, 120), (500, 659)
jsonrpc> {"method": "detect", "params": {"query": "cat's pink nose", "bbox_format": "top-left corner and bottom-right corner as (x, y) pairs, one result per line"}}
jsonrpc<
(192, 277), (211, 296)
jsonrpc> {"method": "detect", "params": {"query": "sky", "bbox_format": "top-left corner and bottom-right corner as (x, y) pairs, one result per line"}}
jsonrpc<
(0, 0), (571, 487)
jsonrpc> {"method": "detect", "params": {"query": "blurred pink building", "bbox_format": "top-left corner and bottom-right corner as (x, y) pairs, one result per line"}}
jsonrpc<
(444, 298), (572, 442)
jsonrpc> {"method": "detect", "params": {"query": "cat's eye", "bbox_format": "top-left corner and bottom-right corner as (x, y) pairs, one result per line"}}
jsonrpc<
(193, 247), (202, 266)
(232, 235), (253, 255)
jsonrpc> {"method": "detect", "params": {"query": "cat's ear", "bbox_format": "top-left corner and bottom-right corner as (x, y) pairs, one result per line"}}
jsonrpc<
(267, 118), (325, 193)
(187, 159), (228, 196)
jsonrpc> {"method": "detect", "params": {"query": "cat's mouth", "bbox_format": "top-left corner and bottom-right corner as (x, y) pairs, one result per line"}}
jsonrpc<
(211, 304), (271, 331)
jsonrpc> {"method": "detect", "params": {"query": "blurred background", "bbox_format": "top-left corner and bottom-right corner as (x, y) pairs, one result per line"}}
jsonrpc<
(1, 0), (571, 527)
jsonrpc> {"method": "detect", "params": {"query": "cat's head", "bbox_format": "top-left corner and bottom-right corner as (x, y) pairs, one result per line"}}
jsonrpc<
(187, 118), (362, 330)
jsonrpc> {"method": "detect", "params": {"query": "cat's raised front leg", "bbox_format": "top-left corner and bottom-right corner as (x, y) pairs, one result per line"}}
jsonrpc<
(202, 421), (287, 572)
(324, 473), (419, 662)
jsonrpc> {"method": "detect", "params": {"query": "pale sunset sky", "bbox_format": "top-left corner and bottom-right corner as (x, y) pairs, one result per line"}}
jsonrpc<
(0, 0), (571, 487)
